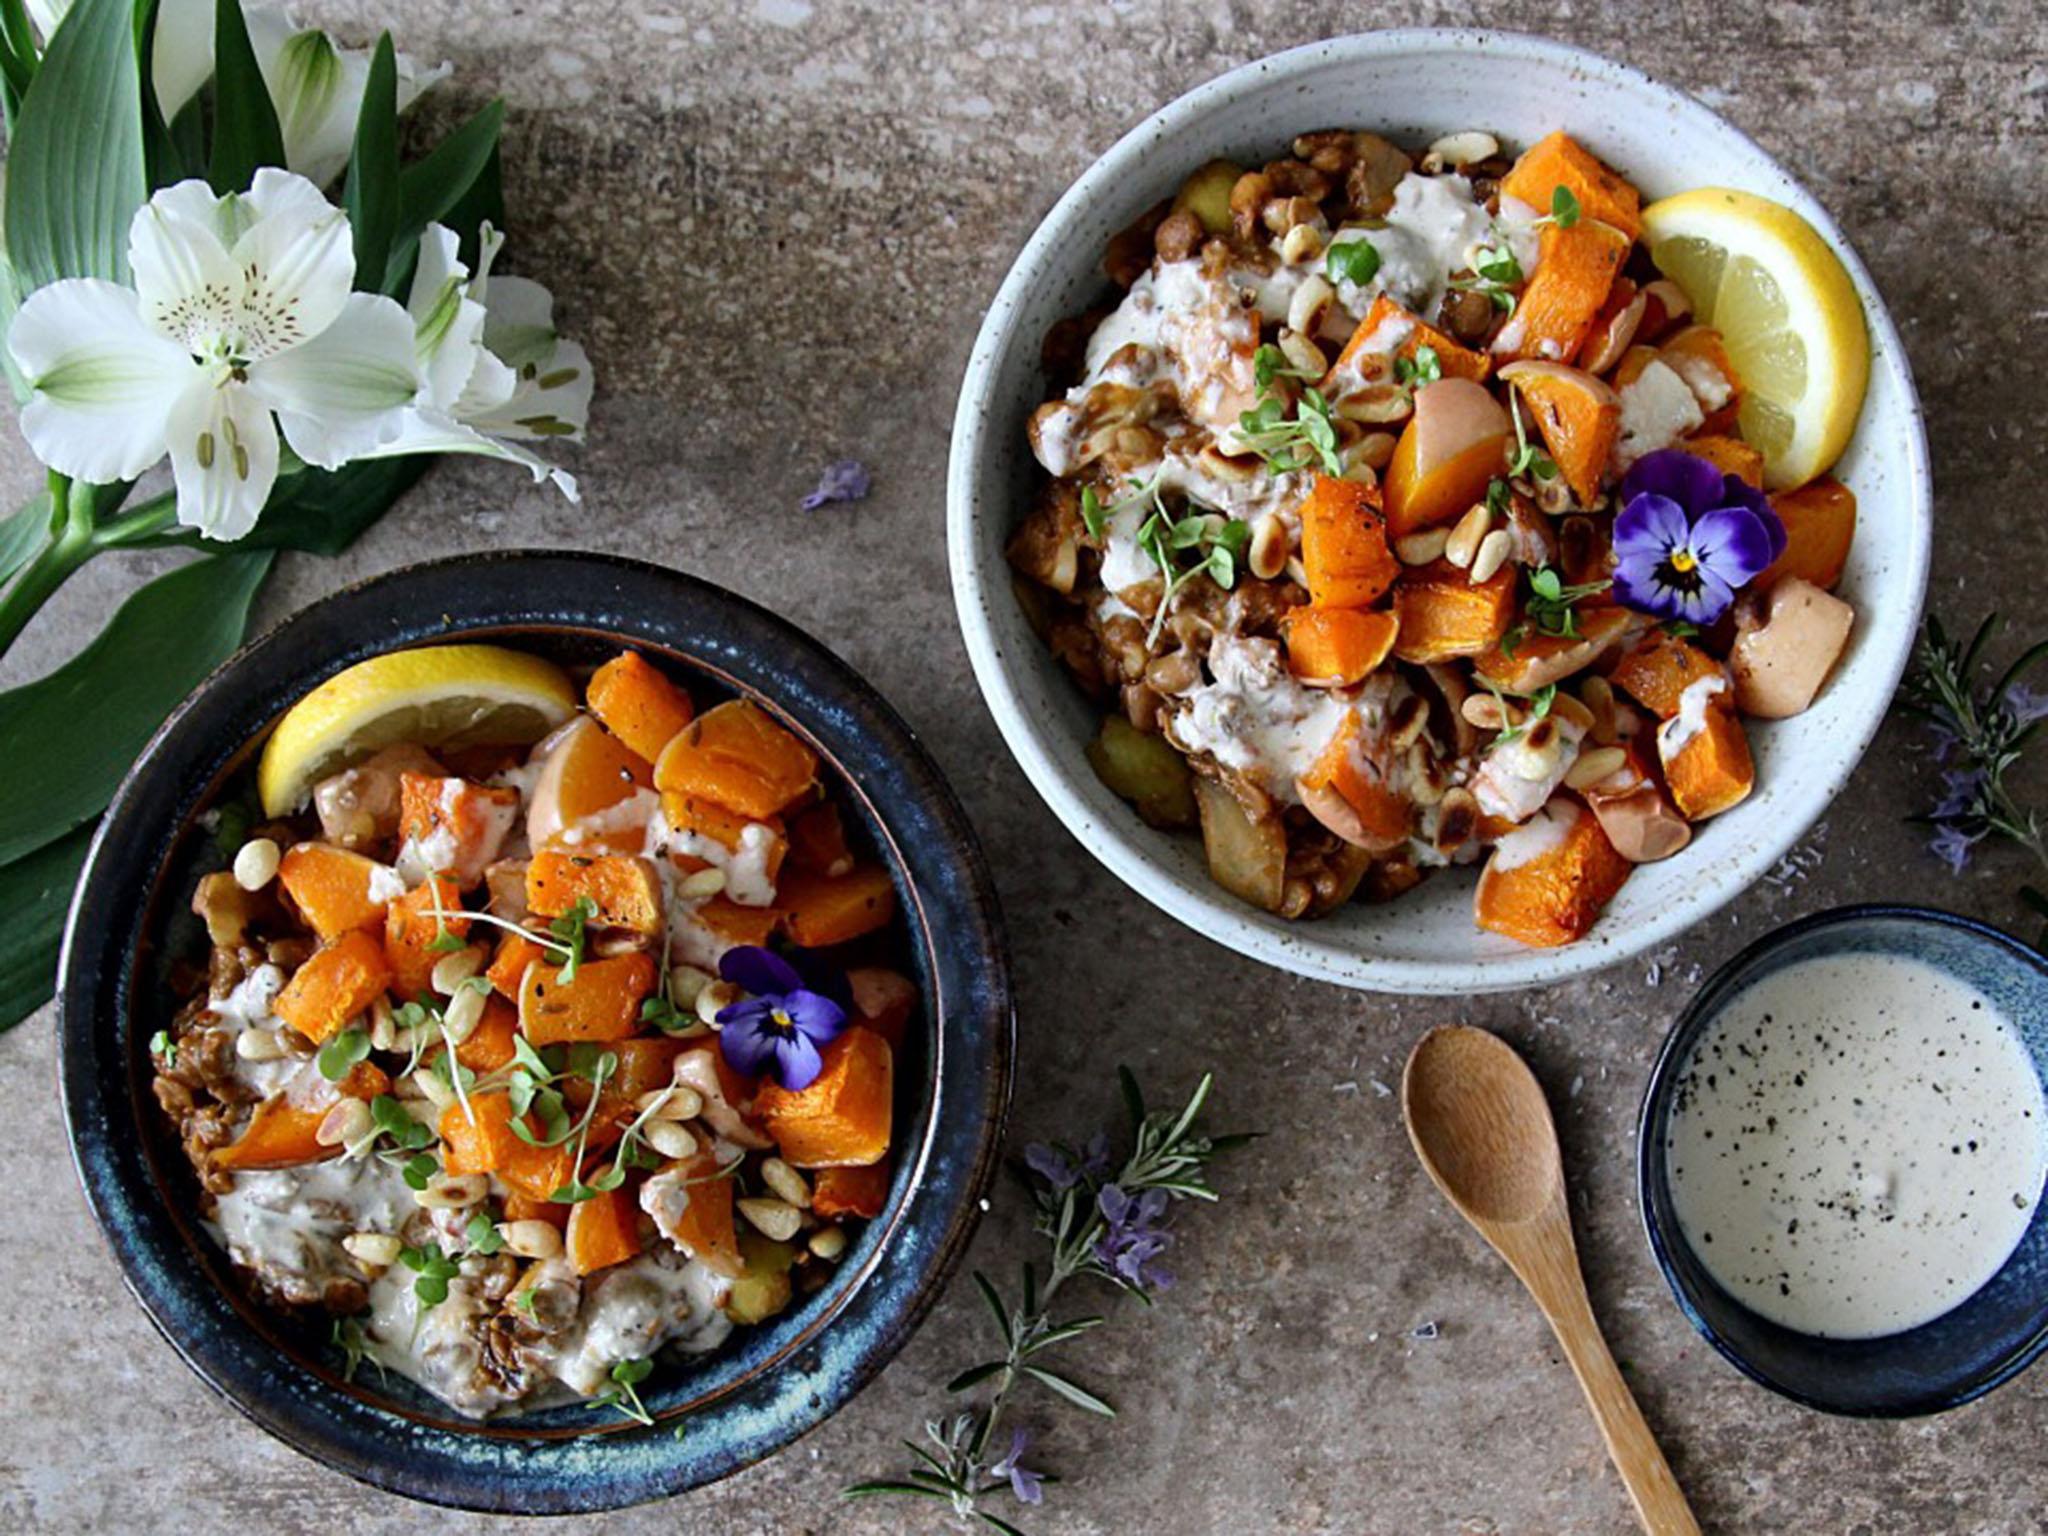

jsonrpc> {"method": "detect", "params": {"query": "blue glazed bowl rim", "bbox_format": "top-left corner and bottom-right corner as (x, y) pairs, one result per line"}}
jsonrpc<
(1635, 902), (2048, 1417)
(56, 550), (1015, 1511)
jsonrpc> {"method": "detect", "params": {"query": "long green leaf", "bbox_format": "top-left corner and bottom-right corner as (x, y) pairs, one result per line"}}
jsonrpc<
(342, 35), (399, 292)
(0, 822), (91, 1033)
(1020, 1363), (1117, 1417)
(0, 550), (272, 866)
(435, 141), (505, 271)
(0, 492), (53, 585)
(208, 0), (286, 192)
(136, 0), (193, 191)
(383, 98), (503, 292)
(0, 0), (36, 103)
(5, 0), (148, 288)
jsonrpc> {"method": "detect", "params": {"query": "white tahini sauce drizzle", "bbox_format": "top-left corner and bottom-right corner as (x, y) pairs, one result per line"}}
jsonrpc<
(1666, 953), (2048, 1338)
(1490, 799), (1579, 871)
(1658, 674), (1728, 757)
(1166, 636), (1348, 805)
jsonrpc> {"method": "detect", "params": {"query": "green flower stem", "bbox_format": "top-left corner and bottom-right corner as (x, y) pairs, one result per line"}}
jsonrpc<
(0, 481), (179, 660)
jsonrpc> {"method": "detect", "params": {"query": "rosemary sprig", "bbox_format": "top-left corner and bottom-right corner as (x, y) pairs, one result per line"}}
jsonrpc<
(1901, 612), (2048, 937)
(846, 1070), (1247, 1531)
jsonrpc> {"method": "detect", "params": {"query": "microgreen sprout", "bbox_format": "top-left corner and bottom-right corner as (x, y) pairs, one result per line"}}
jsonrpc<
(317, 1025), (371, 1082)
(549, 896), (598, 985)
(1078, 472), (1166, 543)
(1506, 393), (1558, 482)
(1234, 386), (1343, 479)
(1251, 343), (1316, 394)
(1483, 680), (1557, 746)
(596, 1357), (656, 1427)
(1541, 185), (1581, 228)
(464, 1210), (505, 1255)
(150, 1029), (176, 1067)
(1136, 511), (1252, 646)
(1392, 345), (1441, 390)
(1518, 565), (1610, 644)
(331, 1317), (383, 1384)
(398, 1242), (461, 1308)
(369, 1094), (434, 1153)
(400, 1152), (439, 1191)
(1325, 236), (1382, 289)
(1451, 238), (1524, 313)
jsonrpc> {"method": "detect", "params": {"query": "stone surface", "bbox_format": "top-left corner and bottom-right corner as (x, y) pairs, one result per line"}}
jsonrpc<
(4, 2), (2047, 1531)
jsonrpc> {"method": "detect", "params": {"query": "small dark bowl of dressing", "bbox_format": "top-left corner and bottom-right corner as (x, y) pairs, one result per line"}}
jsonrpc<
(1638, 905), (2048, 1416)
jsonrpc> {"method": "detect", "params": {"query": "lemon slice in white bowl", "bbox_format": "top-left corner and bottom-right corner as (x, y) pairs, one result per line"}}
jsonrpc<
(257, 644), (577, 815)
(1641, 187), (1870, 490)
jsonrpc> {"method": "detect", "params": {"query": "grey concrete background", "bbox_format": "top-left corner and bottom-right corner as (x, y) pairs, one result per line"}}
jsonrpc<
(3, 2), (2044, 1531)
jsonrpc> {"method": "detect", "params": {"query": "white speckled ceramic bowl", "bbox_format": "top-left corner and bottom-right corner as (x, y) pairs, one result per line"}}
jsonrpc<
(948, 29), (1930, 994)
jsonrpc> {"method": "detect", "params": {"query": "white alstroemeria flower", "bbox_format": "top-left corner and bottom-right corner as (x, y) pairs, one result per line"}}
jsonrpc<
(354, 223), (590, 499)
(6, 169), (424, 538)
(31, 0), (447, 187)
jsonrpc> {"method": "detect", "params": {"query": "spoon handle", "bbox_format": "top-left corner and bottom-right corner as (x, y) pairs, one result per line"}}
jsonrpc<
(1534, 1254), (1701, 1536)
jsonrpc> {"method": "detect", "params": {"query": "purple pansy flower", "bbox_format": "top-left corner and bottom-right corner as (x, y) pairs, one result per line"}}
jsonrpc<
(1611, 449), (1786, 626)
(801, 458), (872, 510)
(714, 945), (848, 1091)
(989, 1427), (1045, 1507)
(1094, 1183), (1174, 1291)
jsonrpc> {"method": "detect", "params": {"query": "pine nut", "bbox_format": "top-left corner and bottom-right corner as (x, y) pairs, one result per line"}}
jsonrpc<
(1579, 675), (1618, 744)
(1565, 745), (1629, 790)
(1195, 445), (1259, 483)
(1426, 130), (1500, 168)
(1333, 384), (1412, 424)
(1387, 694), (1430, 754)
(1434, 786), (1481, 852)
(1248, 513), (1290, 580)
(1549, 693), (1596, 733)
(1279, 222), (1323, 266)
(1354, 430), (1398, 471)
(233, 837), (281, 891)
(499, 1220), (563, 1260)
(1514, 719), (1563, 779)
(1287, 273), (1334, 336)
(1276, 327), (1325, 378)
(638, 1083), (705, 1122)
(737, 1197), (803, 1243)
(644, 1119), (699, 1160)
(413, 1069), (456, 1111)
(317, 1097), (372, 1147)
(441, 982), (487, 1044)
(1461, 694), (1520, 732)
(808, 1226), (848, 1262)
(1468, 528), (1514, 585)
(343, 1232), (404, 1268)
(430, 946), (485, 997)
(1444, 504), (1492, 569)
(369, 996), (397, 1051)
(761, 1158), (812, 1210)
(1284, 555), (1310, 588)
(696, 979), (740, 1026)
(235, 1027), (288, 1061)
(677, 866), (727, 900)
(416, 1172), (489, 1209)
(668, 965), (714, 1009)
(1395, 528), (1449, 565)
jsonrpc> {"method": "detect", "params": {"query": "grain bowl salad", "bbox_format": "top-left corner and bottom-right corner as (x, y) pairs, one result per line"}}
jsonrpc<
(1010, 128), (1866, 946)
(149, 643), (913, 1421)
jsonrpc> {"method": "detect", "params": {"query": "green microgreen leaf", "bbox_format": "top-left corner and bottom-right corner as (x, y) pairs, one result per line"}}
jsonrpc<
(317, 1026), (372, 1082)
(150, 1028), (176, 1066)
(549, 896), (597, 984)
(1550, 185), (1581, 228)
(1324, 237), (1381, 289)
(398, 1241), (461, 1307)
(401, 1152), (439, 1191)
(370, 1094), (434, 1152)
(464, 1210), (505, 1255)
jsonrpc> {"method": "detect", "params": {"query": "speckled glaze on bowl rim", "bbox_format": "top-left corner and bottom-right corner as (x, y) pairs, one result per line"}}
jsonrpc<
(947, 29), (1932, 994)
(57, 551), (1014, 1513)
(1636, 905), (2048, 1417)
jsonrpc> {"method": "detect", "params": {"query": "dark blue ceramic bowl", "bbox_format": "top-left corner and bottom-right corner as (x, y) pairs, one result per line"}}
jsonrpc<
(58, 551), (1013, 1511)
(1638, 904), (2048, 1416)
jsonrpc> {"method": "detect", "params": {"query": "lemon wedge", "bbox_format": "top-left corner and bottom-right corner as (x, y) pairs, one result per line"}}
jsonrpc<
(1640, 187), (1870, 490)
(258, 644), (577, 815)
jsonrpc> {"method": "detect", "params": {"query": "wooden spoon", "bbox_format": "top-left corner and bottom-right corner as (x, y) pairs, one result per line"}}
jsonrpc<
(1402, 1025), (1700, 1536)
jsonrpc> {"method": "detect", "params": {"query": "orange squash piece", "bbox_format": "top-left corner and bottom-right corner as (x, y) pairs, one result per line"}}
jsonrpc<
(428, 994), (520, 1074)
(756, 1025), (893, 1168)
(439, 1093), (578, 1200)
(659, 792), (789, 890)
(1501, 131), (1642, 238)
(1325, 294), (1490, 387)
(1497, 360), (1620, 506)
(1383, 380), (1513, 539)
(847, 967), (917, 1051)
(786, 801), (854, 877)
(383, 873), (469, 1002)
(694, 896), (783, 949)
(1474, 801), (1632, 948)
(1762, 477), (1856, 590)
(212, 1062), (391, 1171)
(780, 864), (896, 949)
(653, 699), (819, 821)
(398, 773), (521, 889)
(1283, 606), (1399, 687)
(1610, 343), (1661, 390)
(567, 1036), (691, 1152)
(657, 1149), (743, 1277)
(587, 650), (697, 765)
(566, 1186), (644, 1275)
(1471, 608), (1632, 694)
(273, 929), (392, 1044)
(277, 843), (395, 939)
(1685, 434), (1764, 489)
(1300, 713), (1411, 848)
(518, 952), (659, 1046)
(1492, 219), (1631, 366)
(503, 1189), (570, 1230)
(813, 1161), (890, 1221)
(525, 849), (665, 936)
(487, 930), (546, 999)
(525, 715), (653, 855)
(1390, 560), (1518, 663)
(1296, 474), (1397, 608)
(1660, 699), (1755, 820)
(1608, 632), (1729, 719)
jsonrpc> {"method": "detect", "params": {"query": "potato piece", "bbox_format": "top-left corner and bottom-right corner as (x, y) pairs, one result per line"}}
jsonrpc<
(1087, 716), (1197, 829)
(1173, 158), (1242, 237)
(1192, 776), (1286, 912)
(1731, 577), (1854, 719)
(724, 1231), (799, 1325)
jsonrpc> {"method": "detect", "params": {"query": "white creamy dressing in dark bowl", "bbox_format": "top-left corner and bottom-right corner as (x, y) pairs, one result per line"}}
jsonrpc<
(1665, 952), (2048, 1339)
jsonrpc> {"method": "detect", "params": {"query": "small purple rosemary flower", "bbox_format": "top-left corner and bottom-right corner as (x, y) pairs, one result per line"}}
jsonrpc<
(988, 1427), (1045, 1506)
(715, 945), (848, 1090)
(1024, 1131), (1111, 1192)
(1094, 1183), (1173, 1291)
(1932, 766), (1988, 823)
(1611, 449), (1785, 626)
(2004, 682), (2048, 727)
(1929, 822), (1983, 875)
(801, 458), (872, 510)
